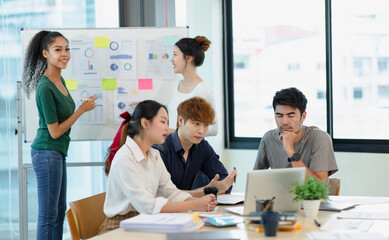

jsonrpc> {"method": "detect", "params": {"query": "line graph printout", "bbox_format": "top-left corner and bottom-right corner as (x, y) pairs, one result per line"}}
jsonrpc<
(107, 38), (137, 80)
(75, 81), (107, 125)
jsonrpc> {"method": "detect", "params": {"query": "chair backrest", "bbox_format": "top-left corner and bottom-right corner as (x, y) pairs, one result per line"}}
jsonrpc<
(328, 178), (340, 196)
(66, 192), (106, 239)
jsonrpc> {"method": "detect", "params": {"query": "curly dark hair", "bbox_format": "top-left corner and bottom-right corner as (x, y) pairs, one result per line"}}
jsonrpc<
(175, 36), (211, 67)
(23, 31), (68, 97)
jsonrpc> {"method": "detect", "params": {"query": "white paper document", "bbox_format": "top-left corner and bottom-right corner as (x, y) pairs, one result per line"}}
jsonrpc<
(223, 206), (244, 216)
(338, 211), (389, 220)
(307, 231), (387, 239)
(328, 196), (389, 206)
(321, 218), (373, 232)
(106, 38), (137, 80)
(71, 39), (100, 79)
(75, 81), (106, 125)
(217, 192), (245, 205)
(120, 213), (199, 233)
(113, 81), (143, 124)
(143, 38), (174, 79)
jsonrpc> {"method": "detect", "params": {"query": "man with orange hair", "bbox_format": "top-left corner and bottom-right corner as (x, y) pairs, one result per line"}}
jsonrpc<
(154, 97), (237, 197)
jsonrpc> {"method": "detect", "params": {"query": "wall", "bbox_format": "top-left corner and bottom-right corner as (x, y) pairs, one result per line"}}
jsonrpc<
(181, 0), (225, 152)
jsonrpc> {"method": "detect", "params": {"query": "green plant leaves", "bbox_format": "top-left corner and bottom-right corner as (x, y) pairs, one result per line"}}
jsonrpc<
(290, 176), (329, 201)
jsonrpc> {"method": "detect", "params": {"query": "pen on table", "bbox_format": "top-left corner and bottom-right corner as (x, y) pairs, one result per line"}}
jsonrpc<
(263, 196), (275, 212)
(314, 219), (321, 227)
(233, 167), (236, 182)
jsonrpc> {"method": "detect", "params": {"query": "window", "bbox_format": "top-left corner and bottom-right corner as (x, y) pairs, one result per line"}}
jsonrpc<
(225, 0), (326, 142)
(353, 88), (363, 99)
(224, 0), (389, 151)
(0, 1), (118, 239)
(332, 0), (389, 140)
(378, 57), (389, 73)
(353, 57), (371, 76)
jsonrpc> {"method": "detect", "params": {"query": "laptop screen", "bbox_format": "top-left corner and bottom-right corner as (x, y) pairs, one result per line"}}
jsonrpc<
(243, 168), (306, 215)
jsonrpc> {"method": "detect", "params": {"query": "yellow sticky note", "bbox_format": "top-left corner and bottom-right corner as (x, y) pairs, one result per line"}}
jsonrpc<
(102, 78), (117, 90)
(95, 37), (110, 48)
(64, 79), (77, 90)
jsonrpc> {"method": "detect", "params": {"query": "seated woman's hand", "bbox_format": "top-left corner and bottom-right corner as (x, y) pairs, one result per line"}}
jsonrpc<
(196, 194), (218, 212)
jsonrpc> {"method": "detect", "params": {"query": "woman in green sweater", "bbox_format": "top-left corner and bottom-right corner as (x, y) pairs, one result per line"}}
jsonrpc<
(23, 31), (96, 240)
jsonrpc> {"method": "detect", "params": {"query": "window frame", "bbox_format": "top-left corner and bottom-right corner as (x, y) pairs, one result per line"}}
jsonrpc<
(223, 0), (389, 153)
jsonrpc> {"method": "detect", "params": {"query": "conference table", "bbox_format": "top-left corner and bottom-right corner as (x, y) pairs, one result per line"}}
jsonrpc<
(90, 205), (337, 240)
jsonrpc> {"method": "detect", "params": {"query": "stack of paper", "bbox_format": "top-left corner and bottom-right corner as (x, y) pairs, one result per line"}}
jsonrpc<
(120, 212), (203, 233)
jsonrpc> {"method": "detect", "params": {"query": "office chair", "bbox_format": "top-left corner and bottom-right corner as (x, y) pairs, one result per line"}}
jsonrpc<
(328, 178), (340, 196)
(66, 192), (106, 240)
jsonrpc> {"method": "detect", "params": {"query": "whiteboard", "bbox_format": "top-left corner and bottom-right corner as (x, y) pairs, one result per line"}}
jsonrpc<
(21, 27), (188, 142)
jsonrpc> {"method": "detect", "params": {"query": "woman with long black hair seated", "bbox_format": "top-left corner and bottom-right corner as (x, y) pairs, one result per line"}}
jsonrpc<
(99, 100), (217, 234)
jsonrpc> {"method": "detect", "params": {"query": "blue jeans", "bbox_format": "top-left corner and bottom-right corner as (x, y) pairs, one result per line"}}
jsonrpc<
(31, 149), (67, 240)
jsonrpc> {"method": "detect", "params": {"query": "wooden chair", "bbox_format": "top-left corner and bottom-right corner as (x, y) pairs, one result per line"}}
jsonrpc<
(328, 178), (340, 196)
(66, 192), (106, 240)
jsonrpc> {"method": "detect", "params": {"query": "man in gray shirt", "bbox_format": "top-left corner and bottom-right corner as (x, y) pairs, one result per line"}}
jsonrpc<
(253, 87), (338, 181)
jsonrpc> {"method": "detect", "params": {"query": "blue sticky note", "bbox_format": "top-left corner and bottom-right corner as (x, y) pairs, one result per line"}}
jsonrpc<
(163, 35), (179, 46)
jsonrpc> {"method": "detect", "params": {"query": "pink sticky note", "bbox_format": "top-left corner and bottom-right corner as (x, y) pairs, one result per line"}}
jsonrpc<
(138, 78), (153, 90)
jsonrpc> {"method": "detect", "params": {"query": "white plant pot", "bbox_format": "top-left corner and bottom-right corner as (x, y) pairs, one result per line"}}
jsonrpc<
(302, 199), (321, 218)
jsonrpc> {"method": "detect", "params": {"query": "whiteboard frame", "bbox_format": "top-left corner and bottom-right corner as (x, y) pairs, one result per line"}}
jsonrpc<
(21, 27), (188, 142)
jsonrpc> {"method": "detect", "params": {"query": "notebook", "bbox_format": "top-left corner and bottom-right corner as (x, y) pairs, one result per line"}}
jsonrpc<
(203, 215), (244, 227)
(243, 168), (306, 215)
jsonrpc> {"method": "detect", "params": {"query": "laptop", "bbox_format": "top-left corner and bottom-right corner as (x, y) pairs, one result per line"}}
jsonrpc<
(242, 168), (306, 215)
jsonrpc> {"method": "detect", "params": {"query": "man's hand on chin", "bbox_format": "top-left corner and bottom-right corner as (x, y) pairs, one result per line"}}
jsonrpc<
(279, 130), (297, 155)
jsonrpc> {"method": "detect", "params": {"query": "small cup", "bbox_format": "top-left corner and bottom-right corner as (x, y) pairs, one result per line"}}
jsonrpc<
(256, 199), (273, 212)
(203, 186), (218, 198)
(261, 211), (280, 237)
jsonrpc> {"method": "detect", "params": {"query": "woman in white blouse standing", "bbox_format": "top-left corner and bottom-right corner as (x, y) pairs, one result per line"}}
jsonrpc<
(99, 100), (217, 234)
(168, 36), (218, 136)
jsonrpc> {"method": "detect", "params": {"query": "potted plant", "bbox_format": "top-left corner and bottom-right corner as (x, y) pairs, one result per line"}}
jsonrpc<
(290, 176), (329, 217)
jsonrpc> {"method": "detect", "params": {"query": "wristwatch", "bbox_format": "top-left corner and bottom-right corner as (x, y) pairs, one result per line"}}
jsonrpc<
(288, 153), (301, 162)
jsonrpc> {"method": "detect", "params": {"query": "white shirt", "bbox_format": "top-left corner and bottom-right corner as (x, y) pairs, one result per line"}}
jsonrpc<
(104, 136), (191, 217)
(167, 80), (218, 136)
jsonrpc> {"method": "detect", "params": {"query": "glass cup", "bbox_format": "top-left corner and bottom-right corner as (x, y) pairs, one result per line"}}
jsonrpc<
(261, 211), (280, 237)
(256, 199), (273, 212)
